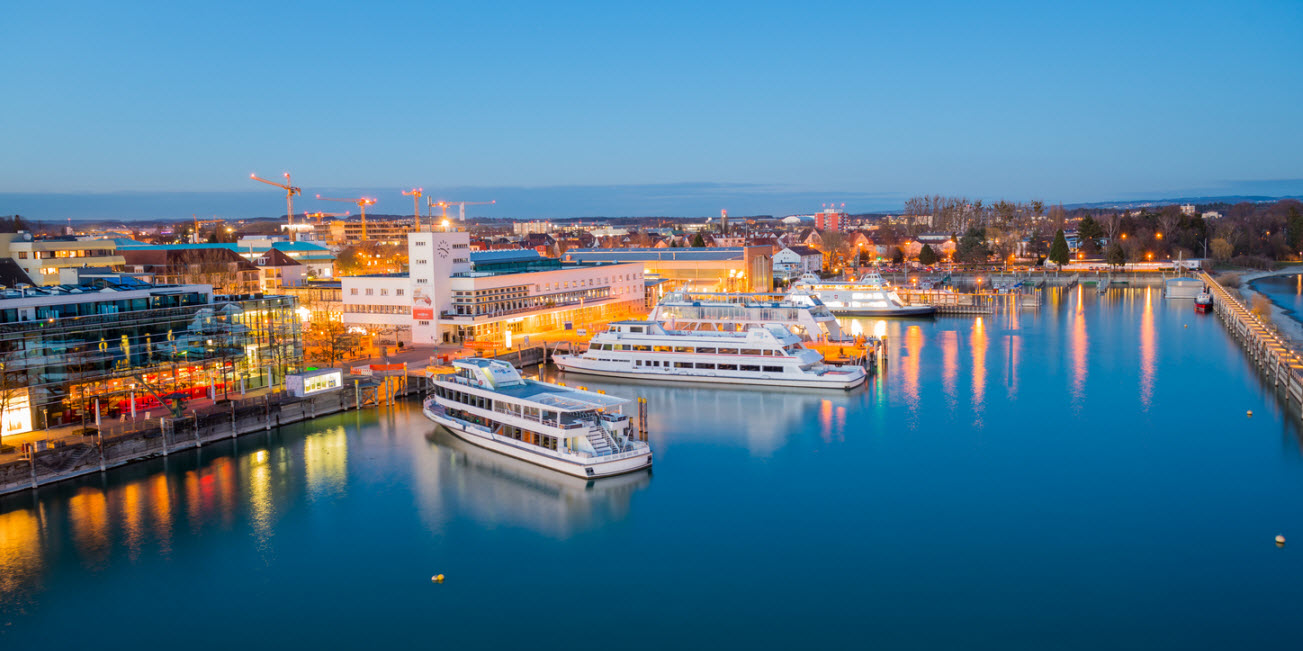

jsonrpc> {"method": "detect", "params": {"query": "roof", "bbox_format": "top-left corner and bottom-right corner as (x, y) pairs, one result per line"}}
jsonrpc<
(255, 248), (302, 268)
(564, 247), (746, 262)
(470, 249), (542, 264)
(0, 259), (35, 286)
(784, 245), (822, 257)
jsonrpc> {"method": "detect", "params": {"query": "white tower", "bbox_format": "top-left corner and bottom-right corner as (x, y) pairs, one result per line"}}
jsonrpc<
(408, 229), (471, 344)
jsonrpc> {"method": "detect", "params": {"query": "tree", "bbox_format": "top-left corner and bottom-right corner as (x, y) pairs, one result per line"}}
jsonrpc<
(1106, 242), (1127, 268)
(690, 232), (706, 248)
(891, 247), (904, 264)
(1048, 229), (1071, 266)
(1210, 237), (1234, 261)
(1077, 215), (1104, 254)
(955, 227), (989, 264)
(918, 244), (938, 266)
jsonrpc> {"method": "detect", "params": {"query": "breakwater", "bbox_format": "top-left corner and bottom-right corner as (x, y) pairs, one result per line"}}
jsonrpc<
(1202, 271), (1303, 409)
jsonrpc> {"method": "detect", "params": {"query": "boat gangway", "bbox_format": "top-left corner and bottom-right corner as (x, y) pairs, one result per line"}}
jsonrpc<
(1202, 272), (1303, 408)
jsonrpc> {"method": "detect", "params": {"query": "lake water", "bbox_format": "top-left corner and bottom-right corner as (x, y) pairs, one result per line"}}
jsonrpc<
(1252, 274), (1303, 327)
(3, 287), (1302, 650)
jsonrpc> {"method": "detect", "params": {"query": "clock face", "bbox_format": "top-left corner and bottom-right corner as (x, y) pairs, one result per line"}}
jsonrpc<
(437, 241), (450, 259)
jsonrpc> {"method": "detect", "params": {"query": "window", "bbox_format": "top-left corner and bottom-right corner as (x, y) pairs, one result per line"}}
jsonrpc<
(416, 259), (428, 265)
(741, 349), (761, 356)
(674, 346), (693, 353)
(380, 289), (389, 296)
(674, 362), (693, 368)
(415, 241), (428, 246)
(694, 363), (715, 369)
(718, 348), (739, 355)
(419, 320), (430, 325)
(763, 366), (784, 373)
(717, 363), (738, 371)
(417, 278), (429, 284)
(365, 288), (374, 296)
(697, 347), (717, 354)
(633, 345), (650, 351)
(396, 289), (405, 296)
(740, 365), (761, 372)
(653, 346), (671, 352)
(630, 326), (644, 333)
(350, 288), (359, 295)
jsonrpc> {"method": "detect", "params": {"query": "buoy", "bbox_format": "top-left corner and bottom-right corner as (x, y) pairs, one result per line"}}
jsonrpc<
(1276, 535), (1286, 546)
(1247, 410), (1254, 417)
(1184, 324), (1188, 328)
(431, 574), (445, 583)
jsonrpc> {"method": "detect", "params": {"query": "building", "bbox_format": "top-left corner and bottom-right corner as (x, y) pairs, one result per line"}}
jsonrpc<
(118, 246), (262, 294)
(512, 221), (555, 236)
(1180, 204), (1196, 216)
(0, 233), (124, 286)
(562, 247), (772, 293)
(253, 248), (308, 291)
(814, 207), (847, 232)
(118, 240), (337, 283)
(772, 246), (823, 279)
(340, 230), (646, 345)
(316, 219), (416, 247)
(0, 278), (301, 437)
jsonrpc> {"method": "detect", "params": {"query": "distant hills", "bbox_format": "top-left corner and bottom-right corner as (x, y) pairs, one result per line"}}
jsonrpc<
(1064, 195), (1303, 210)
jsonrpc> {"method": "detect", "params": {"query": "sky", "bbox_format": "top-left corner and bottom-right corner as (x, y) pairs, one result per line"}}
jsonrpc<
(2, 0), (1302, 219)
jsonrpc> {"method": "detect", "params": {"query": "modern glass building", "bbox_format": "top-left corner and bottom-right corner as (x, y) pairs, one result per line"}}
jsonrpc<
(0, 278), (302, 436)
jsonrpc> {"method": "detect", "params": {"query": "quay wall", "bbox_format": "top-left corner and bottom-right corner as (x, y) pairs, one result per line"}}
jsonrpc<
(0, 380), (425, 497)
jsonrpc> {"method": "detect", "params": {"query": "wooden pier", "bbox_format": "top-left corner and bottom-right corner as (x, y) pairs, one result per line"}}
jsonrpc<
(1202, 272), (1303, 407)
(897, 289), (1017, 315)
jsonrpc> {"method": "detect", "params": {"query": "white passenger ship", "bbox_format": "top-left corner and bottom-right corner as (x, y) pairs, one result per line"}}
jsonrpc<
(424, 359), (652, 479)
(793, 271), (936, 317)
(553, 320), (867, 390)
(648, 290), (851, 342)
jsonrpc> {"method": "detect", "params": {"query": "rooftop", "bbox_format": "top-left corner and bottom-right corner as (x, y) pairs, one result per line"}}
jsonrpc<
(564, 247), (748, 262)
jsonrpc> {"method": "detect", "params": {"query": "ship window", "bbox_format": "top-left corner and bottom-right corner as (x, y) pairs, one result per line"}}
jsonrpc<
(717, 363), (738, 371)
(635, 360), (642, 366)
(629, 326), (644, 333)
(652, 346), (671, 352)
(614, 344), (627, 351)
(740, 365), (761, 372)
(675, 362), (692, 368)
(633, 345), (650, 351)
(673, 346), (693, 353)
(717, 348), (738, 355)
(763, 366), (784, 373)
(695, 363), (715, 369)
(697, 347), (717, 354)
(741, 349), (761, 356)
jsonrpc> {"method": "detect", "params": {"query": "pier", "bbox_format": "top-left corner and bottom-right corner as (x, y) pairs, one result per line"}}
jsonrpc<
(1202, 272), (1303, 408)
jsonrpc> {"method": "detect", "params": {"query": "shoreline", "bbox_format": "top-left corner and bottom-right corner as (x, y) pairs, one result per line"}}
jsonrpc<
(1240, 266), (1303, 346)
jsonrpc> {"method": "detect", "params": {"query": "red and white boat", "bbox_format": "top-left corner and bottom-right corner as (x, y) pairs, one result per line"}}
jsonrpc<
(1195, 288), (1213, 313)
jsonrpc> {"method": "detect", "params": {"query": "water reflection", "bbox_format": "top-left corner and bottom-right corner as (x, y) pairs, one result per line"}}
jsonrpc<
(417, 428), (651, 540)
(304, 426), (349, 500)
(971, 317), (988, 422)
(0, 507), (43, 603)
(941, 329), (959, 411)
(1140, 287), (1156, 410)
(1071, 285), (1089, 409)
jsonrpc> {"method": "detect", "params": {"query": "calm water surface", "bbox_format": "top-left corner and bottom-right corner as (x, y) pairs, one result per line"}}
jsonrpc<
(3, 288), (1302, 650)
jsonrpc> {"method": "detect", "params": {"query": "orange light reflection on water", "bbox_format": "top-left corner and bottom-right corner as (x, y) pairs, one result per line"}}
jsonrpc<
(971, 317), (988, 420)
(1140, 287), (1155, 410)
(1071, 285), (1088, 409)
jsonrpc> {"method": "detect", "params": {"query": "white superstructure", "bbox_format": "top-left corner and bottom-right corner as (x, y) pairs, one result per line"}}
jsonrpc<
(793, 271), (936, 317)
(424, 358), (652, 479)
(554, 320), (867, 390)
(649, 290), (851, 342)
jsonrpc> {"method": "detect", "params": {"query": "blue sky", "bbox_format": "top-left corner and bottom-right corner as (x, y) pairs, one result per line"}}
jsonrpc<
(3, 1), (1301, 219)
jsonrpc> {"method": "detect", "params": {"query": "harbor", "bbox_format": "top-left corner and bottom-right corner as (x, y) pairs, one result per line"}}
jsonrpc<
(4, 285), (1303, 649)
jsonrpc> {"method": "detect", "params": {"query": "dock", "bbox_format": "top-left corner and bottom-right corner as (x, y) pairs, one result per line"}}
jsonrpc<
(1202, 272), (1303, 407)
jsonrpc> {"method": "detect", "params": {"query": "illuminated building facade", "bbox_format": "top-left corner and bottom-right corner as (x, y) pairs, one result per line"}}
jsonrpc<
(0, 279), (301, 436)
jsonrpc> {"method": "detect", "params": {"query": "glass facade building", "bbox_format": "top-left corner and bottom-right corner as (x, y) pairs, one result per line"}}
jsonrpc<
(0, 282), (302, 435)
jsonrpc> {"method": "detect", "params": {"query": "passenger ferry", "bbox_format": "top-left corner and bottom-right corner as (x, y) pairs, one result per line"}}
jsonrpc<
(792, 271), (936, 317)
(554, 320), (868, 390)
(424, 359), (652, 479)
(649, 289), (851, 342)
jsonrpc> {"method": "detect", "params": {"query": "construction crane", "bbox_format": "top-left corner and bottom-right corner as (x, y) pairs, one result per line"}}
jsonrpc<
(250, 172), (303, 241)
(402, 188), (424, 231)
(431, 199), (496, 223)
(316, 195), (376, 240)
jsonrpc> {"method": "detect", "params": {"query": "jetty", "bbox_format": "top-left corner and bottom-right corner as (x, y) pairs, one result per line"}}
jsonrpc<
(1201, 272), (1303, 406)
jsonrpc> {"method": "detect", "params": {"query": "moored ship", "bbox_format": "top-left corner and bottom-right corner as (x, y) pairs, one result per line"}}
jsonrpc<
(792, 271), (937, 317)
(424, 359), (652, 479)
(1195, 287), (1214, 313)
(554, 320), (868, 390)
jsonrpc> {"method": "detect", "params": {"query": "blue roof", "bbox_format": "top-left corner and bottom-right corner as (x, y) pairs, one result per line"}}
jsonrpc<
(117, 241), (334, 259)
(470, 249), (542, 263)
(564, 247), (746, 262)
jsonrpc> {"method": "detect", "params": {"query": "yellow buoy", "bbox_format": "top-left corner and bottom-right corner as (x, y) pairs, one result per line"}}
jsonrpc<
(432, 574), (445, 583)
(1276, 535), (1286, 546)
(1247, 410), (1254, 417)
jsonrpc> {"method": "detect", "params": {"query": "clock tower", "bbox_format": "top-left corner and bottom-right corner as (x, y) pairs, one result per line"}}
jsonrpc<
(408, 229), (471, 344)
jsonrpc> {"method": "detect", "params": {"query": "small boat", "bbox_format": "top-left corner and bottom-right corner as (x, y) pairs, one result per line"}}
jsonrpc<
(424, 358), (652, 479)
(1195, 288), (1213, 313)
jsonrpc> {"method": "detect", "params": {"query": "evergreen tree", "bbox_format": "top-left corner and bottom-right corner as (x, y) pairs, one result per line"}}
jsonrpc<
(1048, 229), (1071, 266)
(956, 227), (989, 264)
(1077, 215), (1104, 254)
(1106, 242), (1127, 267)
(918, 244), (938, 265)
(891, 247), (904, 264)
(690, 232), (706, 248)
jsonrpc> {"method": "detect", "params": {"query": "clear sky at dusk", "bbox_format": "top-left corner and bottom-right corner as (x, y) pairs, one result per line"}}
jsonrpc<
(3, 0), (1301, 218)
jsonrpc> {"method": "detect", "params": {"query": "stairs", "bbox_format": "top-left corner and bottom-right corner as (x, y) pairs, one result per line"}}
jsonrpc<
(585, 427), (617, 456)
